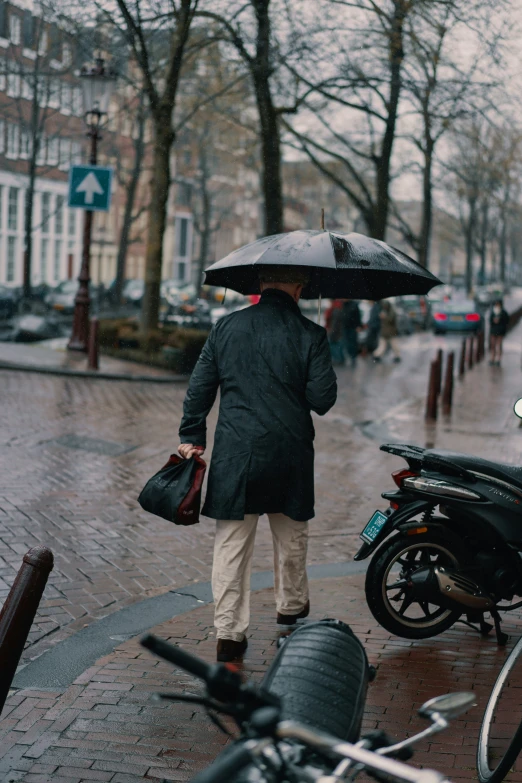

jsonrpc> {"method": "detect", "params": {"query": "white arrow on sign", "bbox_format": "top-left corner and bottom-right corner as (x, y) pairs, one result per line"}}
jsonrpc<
(76, 172), (104, 205)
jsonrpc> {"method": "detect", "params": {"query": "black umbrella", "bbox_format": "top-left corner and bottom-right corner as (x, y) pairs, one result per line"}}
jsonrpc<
(204, 230), (441, 299)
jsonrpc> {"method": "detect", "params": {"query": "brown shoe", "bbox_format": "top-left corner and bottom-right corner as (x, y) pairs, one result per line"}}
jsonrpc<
(277, 600), (310, 625)
(216, 637), (248, 662)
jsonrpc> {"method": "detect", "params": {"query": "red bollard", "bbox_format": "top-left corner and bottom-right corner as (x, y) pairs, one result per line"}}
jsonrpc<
(467, 337), (474, 370)
(459, 339), (466, 377)
(0, 546), (54, 715)
(442, 352), (455, 415)
(435, 348), (443, 396)
(426, 360), (438, 421)
(88, 317), (99, 371)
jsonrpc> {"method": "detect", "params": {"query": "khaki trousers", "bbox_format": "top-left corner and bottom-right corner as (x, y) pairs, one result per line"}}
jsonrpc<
(212, 514), (309, 641)
(373, 336), (400, 358)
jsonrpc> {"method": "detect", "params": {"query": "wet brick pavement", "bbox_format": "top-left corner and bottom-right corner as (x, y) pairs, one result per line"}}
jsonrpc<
(2, 573), (521, 782)
(0, 322), (521, 669)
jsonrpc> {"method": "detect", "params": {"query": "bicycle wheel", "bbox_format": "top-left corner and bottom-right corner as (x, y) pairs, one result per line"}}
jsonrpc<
(478, 635), (522, 782)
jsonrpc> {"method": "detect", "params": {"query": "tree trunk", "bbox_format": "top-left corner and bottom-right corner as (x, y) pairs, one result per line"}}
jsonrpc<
(23, 89), (41, 299)
(465, 198), (476, 295)
(374, 0), (407, 240)
(140, 117), (174, 332)
(479, 200), (489, 286)
(23, 167), (36, 299)
(251, 0), (283, 236)
(418, 141), (433, 269)
(114, 103), (145, 305)
(195, 186), (211, 298)
(499, 186), (509, 284)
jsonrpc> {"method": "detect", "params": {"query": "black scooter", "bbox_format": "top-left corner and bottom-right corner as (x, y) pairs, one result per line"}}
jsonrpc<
(355, 405), (522, 645)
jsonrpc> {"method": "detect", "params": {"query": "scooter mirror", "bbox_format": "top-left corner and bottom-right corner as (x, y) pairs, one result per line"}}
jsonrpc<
(418, 692), (476, 721)
(514, 398), (522, 419)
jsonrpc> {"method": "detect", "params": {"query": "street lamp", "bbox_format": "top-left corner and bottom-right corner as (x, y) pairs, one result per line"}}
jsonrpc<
(68, 57), (116, 352)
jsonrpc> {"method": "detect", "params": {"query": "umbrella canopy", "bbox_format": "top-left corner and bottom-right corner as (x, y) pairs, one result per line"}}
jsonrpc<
(204, 230), (441, 300)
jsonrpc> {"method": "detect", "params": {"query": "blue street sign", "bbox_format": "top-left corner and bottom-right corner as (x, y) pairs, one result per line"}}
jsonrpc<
(68, 165), (113, 212)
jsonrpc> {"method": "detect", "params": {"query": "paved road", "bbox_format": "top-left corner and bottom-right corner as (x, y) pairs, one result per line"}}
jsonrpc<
(1, 315), (521, 668)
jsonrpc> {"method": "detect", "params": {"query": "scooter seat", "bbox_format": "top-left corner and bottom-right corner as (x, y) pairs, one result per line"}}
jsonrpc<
(424, 448), (522, 491)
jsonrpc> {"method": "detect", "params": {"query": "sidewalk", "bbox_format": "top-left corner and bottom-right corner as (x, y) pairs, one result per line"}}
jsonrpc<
(0, 340), (185, 382)
(2, 572), (521, 782)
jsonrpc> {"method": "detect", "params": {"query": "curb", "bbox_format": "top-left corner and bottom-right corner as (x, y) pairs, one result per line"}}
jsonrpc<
(0, 360), (188, 383)
(13, 561), (367, 691)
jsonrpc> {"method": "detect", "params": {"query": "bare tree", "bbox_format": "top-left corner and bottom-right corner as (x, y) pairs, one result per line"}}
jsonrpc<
(108, 87), (148, 303)
(285, 0), (414, 240)
(92, 0), (199, 332)
(199, 0), (323, 236)
(0, 4), (82, 298)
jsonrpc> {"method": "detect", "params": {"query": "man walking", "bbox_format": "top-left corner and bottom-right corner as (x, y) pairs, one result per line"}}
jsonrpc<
(178, 267), (337, 662)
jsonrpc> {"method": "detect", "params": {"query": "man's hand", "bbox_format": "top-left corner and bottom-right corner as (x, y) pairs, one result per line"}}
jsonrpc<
(178, 444), (205, 460)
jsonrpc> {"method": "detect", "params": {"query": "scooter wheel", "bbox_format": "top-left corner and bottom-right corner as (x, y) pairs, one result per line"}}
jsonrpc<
(365, 531), (465, 639)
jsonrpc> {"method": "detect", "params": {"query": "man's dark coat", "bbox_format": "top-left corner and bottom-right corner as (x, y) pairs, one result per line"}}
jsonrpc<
(179, 288), (338, 521)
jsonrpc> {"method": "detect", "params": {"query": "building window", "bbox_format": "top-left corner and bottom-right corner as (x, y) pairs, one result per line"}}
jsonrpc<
(62, 43), (72, 67)
(55, 195), (64, 234)
(177, 261), (186, 282)
(36, 134), (46, 165)
(0, 58), (5, 91)
(71, 140), (81, 163)
(6, 124), (19, 159)
(49, 78), (60, 109)
(20, 128), (30, 159)
(41, 237), (48, 281)
(6, 237), (17, 282)
(47, 136), (58, 165)
(68, 209), (76, 236)
(41, 192), (51, 233)
(8, 188), (18, 231)
(21, 73), (32, 100)
(9, 15), (21, 45)
(53, 239), (62, 281)
(0, 186), (3, 230)
(7, 69), (21, 98)
(72, 87), (82, 115)
(178, 217), (188, 256)
(0, 121), (5, 155)
(61, 83), (71, 113)
(59, 138), (69, 170)
(38, 31), (47, 56)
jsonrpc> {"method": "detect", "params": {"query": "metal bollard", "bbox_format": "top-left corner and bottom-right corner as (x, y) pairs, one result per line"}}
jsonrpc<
(459, 339), (466, 377)
(467, 337), (474, 370)
(442, 352), (455, 415)
(435, 348), (443, 396)
(0, 546), (54, 715)
(475, 333), (481, 364)
(88, 317), (99, 371)
(425, 360), (438, 421)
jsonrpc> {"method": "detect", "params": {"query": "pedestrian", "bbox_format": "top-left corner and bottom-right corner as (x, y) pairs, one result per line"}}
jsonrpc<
(366, 300), (381, 355)
(373, 300), (401, 363)
(326, 299), (345, 365)
(489, 299), (509, 366)
(177, 266), (337, 662)
(342, 299), (361, 368)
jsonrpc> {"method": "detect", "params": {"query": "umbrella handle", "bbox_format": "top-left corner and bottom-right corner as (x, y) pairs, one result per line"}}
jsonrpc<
(317, 294), (322, 324)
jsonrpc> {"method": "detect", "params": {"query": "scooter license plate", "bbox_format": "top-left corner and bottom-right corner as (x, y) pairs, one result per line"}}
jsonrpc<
(360, 510), (388, 544)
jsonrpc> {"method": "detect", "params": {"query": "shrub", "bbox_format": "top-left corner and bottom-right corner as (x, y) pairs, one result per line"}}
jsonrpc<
(97, 318), (209, 374)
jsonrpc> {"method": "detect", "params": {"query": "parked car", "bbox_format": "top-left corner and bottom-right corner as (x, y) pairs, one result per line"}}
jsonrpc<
(44, 280), (80, 315)
(0, 285), (19, 320)
(431, 299), (483, 334)
(122, 279), (145, 307)
(395, 295), (429, 329)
